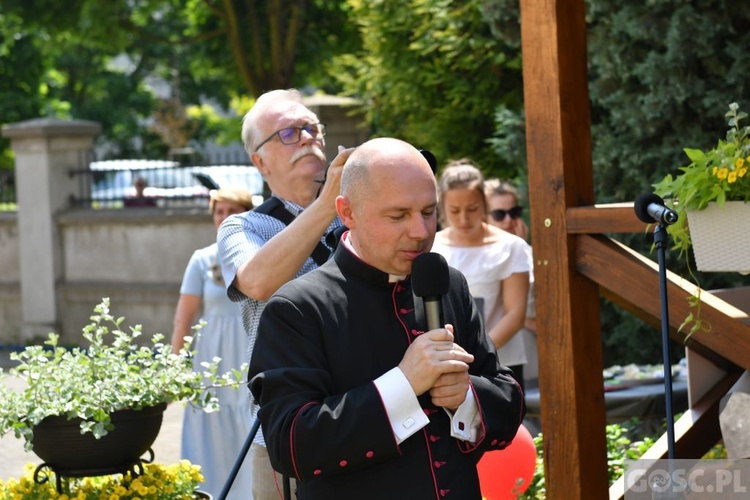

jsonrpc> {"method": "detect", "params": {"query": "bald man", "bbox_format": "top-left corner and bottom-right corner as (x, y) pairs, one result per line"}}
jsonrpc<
(248, 138), (525, 500)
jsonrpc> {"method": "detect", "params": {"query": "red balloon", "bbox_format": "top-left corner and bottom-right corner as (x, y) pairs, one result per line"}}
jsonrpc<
(477, 424), (537, 500)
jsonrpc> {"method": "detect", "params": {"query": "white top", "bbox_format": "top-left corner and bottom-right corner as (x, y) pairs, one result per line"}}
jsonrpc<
(432, 232), (533, 366)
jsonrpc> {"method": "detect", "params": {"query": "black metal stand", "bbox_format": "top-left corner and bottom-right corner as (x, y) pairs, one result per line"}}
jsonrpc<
(217, 418), (260, 500)
(654, 223), (676, 462)
(218, 417), (292, 500)
(33, 449), (155, 494)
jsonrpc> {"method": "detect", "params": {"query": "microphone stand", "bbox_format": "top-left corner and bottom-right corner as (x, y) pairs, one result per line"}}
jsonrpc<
(217, 417), (260, 500)
(633, 195), (679, 498)
(654, 223), (676, 462)
(653, 223), (677, 499)
(217, 416), (292, 500)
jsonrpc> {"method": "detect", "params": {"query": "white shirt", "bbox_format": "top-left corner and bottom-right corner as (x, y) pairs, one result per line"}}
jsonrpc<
(432, 231), (532, 366)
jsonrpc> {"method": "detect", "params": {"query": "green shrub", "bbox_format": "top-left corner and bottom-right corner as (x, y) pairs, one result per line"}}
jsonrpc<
(518, 419), (727, 499)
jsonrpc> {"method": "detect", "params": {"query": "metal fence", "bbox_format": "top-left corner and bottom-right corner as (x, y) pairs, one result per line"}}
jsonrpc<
(68, 158), (265, 209)
(0, 151), (265, 210)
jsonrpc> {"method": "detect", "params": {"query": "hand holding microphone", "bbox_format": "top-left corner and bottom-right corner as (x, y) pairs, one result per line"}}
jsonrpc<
(403, 253), (473, 408)
(398, 324), (473, 399)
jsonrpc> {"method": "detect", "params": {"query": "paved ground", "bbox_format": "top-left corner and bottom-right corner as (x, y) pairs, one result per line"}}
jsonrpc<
(0, 352), (185, 482)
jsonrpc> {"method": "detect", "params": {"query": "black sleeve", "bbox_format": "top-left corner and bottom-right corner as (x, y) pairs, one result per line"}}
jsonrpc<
(249, 294), (401, 480)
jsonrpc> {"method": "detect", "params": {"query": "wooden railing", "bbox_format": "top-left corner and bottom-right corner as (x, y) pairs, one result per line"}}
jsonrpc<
(560, 204), (750, 499)
(518, 2), (750, 498)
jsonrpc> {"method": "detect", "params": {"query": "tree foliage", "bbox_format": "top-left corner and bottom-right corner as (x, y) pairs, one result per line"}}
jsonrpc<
(332, 0), (523, 172)
(0, 10), (46, 168)
(587, 0), (750, 204)
(180, 0), (359, 98)
(0, 0), (359, 160)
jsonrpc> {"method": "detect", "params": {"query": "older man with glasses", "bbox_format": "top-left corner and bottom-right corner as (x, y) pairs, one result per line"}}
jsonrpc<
(217, 88), (354, 500)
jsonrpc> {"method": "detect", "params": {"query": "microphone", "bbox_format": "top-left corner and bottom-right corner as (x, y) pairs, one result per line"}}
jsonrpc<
(634, 193), (679, 225)
(411, 252), (450, 330)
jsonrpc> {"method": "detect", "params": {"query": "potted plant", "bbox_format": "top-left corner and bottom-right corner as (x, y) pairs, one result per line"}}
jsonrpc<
(0, 298), (246, 477)
(653, 102), (750, 272)
(0, 460), (212, 499)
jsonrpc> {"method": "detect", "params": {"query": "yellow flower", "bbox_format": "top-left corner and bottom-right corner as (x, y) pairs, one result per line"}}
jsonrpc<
(712, 165), (719, 175)
(735, 157), (745, 168)
(739, 167), (748, 177)
(728, 171), (738, 183)
(716, 167), (729, 179)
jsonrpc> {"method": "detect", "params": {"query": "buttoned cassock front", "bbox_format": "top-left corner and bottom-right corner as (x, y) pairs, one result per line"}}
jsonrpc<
(249, 244), (525, 500)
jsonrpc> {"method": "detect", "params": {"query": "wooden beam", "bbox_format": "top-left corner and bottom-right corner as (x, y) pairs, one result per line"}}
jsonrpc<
(520, 0), (609, 497)
(599, 288), (736, 371)
(575, 234), (750, 372)
(567, 204), (650, 234)
(609, 370), (742, 500)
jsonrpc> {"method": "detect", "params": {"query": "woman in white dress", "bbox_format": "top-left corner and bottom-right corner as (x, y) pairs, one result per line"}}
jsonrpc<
(431, 160), (532, 391)
(172, 187), (255, 498)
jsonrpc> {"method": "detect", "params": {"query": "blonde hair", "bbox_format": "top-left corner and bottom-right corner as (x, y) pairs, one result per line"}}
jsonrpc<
(209, 187), (254, 214)
(437, 159), (487, 221)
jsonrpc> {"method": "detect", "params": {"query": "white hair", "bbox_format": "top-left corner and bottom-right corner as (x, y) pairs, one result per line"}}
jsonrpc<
(240, 89), (304, 156)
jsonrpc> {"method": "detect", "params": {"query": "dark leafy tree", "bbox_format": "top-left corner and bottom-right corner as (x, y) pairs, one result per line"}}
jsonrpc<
(482, 0), (750, 365)
(0, 11), (45, 169)
(0, 0), (360, 159)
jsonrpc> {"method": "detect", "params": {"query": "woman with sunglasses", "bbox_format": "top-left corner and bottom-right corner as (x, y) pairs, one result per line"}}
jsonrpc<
(484, 178), (529, 241)
(485, 178), (538, 391)
(432, 159), (532, 392)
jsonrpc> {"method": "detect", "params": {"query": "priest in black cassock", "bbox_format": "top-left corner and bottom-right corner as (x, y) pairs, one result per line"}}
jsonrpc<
(249, 137), (525, 500)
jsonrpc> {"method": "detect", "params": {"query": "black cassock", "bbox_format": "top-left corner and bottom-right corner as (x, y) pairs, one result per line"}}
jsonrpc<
(249, 244), (525, 500)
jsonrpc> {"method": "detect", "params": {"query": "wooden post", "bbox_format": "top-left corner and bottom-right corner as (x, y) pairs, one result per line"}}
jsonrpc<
(519, 0), (609, 497)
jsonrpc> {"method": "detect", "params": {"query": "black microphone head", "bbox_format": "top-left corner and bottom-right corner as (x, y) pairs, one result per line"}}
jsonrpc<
(634, 193), (665, 223)
(412, 252), (450, 298)
(419, 149), (437, 174)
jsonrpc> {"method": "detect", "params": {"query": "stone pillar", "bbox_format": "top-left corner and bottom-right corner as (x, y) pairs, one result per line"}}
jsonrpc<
(1, 118), (101, 340)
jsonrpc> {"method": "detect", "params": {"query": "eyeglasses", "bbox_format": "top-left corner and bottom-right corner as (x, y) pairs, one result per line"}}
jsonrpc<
(489, 206), (523, 221)
(254, 123), (326, 152)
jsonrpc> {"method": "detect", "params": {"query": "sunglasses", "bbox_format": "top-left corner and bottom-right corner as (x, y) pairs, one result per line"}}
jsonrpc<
(489, 206), (523, 221)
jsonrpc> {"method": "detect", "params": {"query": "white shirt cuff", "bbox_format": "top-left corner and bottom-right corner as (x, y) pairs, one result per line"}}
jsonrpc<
(373, 367), (430, 444)
(443, 388), (480, 442)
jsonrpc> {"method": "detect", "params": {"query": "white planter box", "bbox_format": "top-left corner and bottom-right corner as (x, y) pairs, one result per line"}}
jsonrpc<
(687, 201), (750, 273)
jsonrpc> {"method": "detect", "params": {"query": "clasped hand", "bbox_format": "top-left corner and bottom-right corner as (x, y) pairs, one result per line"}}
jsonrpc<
(398, 324), (474, 410)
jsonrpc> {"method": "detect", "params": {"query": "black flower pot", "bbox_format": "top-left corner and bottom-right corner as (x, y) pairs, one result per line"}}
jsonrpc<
(31, 403), (166, 476)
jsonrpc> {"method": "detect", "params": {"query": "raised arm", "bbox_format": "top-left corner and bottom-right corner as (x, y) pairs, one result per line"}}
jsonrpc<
(232, 147), (354, 301)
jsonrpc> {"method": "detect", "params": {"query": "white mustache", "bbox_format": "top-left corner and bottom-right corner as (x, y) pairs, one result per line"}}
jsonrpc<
(291, 145), (326, 164)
